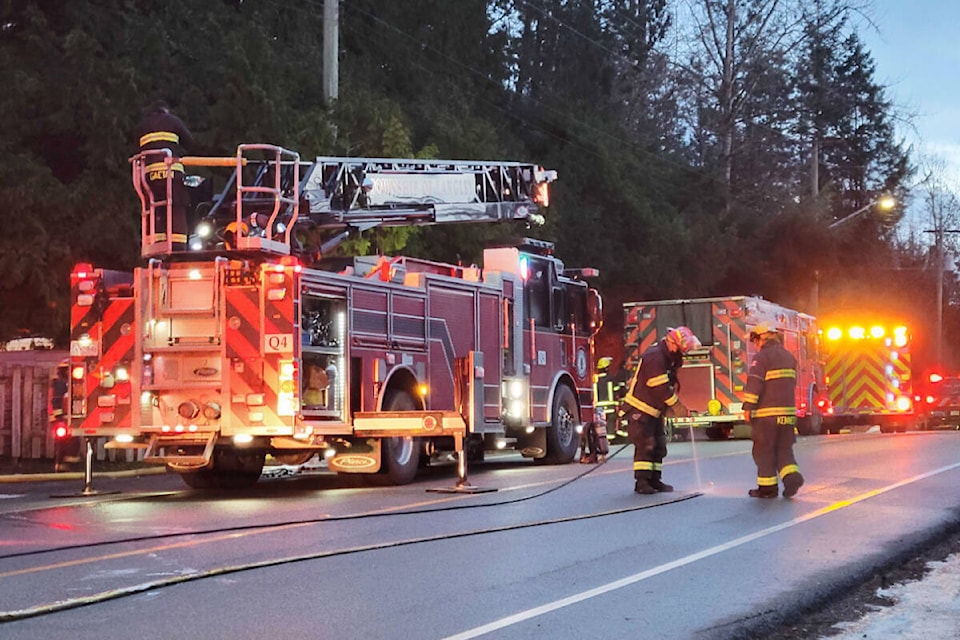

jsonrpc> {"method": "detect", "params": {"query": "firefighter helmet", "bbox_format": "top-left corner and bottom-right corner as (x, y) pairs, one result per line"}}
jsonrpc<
(665, 326), (701, 353)
(749, 321), (778, 342)
(598, 356), (613, 371)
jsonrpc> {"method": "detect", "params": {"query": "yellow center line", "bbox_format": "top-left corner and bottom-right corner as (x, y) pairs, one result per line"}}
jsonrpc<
(443, 460), (960, 640)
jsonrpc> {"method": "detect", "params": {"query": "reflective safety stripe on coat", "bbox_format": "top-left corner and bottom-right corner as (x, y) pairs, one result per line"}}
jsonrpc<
(743, 339), (802, 488)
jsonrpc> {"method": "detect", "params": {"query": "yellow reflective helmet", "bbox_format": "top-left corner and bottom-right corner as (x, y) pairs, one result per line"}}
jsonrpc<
(749, 321), (778, 342)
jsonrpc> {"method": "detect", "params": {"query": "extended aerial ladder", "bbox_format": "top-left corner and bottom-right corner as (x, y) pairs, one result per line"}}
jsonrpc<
(131, 144), (556, 260)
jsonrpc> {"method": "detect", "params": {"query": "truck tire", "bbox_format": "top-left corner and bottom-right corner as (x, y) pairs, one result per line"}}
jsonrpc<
(822, 417), (841, 434)
(178, 447), (265, 490)
(797, 411), (823, 436)
(705, 426), (731, 440)
(369, 390), (420, 485)
(542, 384), (580, 464)
(179, 468), (217, 489)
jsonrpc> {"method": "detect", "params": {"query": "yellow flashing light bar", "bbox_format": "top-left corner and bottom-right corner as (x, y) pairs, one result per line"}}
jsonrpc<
(824, 324), (910, 344)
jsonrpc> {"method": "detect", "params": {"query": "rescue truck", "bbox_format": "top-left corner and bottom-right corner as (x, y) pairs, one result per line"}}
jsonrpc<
(622, 296), (826, 439)
(820, 321), (914, 433)
(67, 144), (603, 488)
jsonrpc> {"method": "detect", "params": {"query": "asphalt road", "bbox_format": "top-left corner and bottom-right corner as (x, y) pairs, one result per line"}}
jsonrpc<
(2, 430), (959, 639)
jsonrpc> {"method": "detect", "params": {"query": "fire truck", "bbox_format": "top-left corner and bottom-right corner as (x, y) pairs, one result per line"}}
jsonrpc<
(67, 144), (602, 488)
(820, 321), (914, 433)
(622, 296), (826, 439)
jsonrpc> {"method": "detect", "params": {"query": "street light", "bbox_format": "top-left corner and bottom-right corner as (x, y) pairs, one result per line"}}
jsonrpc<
(828, 195), (897, 230)
(810, 195), (899, 315)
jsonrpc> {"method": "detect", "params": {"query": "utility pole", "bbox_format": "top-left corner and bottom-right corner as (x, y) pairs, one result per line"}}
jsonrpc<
(936, 229), (944, 365)
(925, 228), (960, 365)
(323, 0), (339, 102)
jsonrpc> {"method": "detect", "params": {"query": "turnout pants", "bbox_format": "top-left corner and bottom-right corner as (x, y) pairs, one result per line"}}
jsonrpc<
(751, 416), (801, 489)
(627, 411), (668, 481)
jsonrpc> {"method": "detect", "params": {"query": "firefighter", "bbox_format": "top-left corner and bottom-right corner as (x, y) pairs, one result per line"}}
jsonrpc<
(621, 326), (701, 494)
(742, 322), (805, 499)
(49, 363), (80, 472)
(134, 100), (197, 250)
(594, 356), (617, 425)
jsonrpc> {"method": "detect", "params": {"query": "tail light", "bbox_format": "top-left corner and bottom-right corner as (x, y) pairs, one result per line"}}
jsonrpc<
(53, 421), (70, 440)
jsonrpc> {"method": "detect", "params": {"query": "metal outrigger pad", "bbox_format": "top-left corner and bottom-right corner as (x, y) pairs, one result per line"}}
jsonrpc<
(50, 437), (121, 498)
(426, 433), (497, 494)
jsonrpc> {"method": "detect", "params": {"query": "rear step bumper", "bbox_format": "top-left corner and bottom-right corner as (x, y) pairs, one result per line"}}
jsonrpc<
(143, 433), (217, 470)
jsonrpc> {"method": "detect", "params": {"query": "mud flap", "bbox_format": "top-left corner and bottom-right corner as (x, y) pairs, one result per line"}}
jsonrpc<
(516, 427), (547, 459)
(328, 439), (382, 473)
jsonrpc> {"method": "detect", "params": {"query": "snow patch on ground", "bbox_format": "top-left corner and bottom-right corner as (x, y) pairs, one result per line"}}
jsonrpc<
(824, 552), (960, 639)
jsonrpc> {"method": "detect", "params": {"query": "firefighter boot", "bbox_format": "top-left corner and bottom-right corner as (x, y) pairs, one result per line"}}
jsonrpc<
(634, 475), (657, 495)
(748, 486), (779, 499)
(651, 471), (674, 493)
(782, 472), (804, 498)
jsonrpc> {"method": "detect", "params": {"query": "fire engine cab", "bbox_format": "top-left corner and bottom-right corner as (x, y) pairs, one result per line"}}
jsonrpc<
(68, 145), (602, 488)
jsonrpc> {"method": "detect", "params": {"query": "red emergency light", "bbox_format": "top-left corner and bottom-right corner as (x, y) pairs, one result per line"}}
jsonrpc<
(73, 263), (94, 279)
(53, 422), (69, 440)
(534, 182), (550, 207)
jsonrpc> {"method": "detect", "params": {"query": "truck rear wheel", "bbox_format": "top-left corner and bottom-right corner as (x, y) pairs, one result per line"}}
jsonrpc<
(368, 390), (421, 485)
(542, 384), (579, 464)
(797, 411), (823, 436)
(178, 447), (265, 490)
(705, 426), (731, 441)
(180, 469), (217, 489)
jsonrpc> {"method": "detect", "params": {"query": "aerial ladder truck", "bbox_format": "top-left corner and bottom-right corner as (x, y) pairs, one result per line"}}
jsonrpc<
(67, 144), (602, 488)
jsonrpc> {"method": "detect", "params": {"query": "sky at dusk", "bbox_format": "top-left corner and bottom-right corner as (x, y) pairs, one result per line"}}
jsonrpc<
(860, 1), (960, 212)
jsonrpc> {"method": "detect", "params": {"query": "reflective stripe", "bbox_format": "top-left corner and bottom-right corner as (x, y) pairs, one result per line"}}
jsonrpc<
(765, 368), (796, 380)
(140, 131), (180, 146)
(153, 233), (187, 243)
(634, 461), (655, 471)
(624, 395), (660, 418)
(754, 406), (796, 418)
(742, 392), (759, 403)
(647, 373), (670, 387)
(145, 161), (185, 173)
(757, 475), (778, 487)
(779, 464), (800, 479)
(653, 462), (663, 472)
(665, 394), (679, 407)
